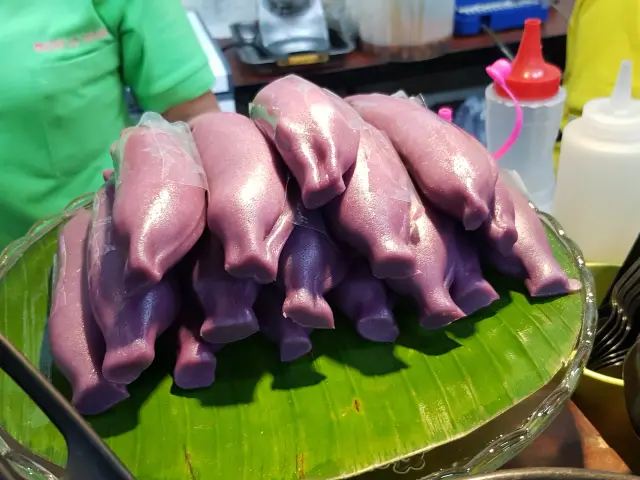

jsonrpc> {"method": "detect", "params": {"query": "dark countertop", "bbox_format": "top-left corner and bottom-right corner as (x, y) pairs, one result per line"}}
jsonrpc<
(506, 402), (630, 473)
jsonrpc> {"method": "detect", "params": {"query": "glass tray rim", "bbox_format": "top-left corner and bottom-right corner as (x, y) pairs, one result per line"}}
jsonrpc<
(0, 195), (597, 480)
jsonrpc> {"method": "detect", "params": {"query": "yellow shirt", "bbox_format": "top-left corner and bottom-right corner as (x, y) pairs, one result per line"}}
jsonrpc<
(562, 0), (640, 127)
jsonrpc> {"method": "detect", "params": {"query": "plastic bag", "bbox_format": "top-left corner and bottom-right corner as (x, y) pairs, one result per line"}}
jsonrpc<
(391, 90), (427, 107)
(50, 210), (130, 415)
(347, 93), (498, 231)
(361, 125), (412, 203)
(281, 187), (348, 329)
(250, 75), (361, 208)
(87, 183), (179, 385)
(190, 111), (294, 284)
(453, 95), (487, 146)
(112, 112), (206, 189)
(325, 123), (417, 280)
(110, 112), (208, 285)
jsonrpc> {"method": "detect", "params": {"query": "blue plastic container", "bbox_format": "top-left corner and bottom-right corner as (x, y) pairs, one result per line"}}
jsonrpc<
(454, 0), (549, 36)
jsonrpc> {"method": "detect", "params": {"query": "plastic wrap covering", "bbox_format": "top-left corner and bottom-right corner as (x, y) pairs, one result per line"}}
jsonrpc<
(50, 210), (129, 415)
(190, 111), (294, 284)
(86, 183), (179, 385)
(330, 262), (399, 342)
(111, 112), (207, 286)
(453, 95), (487, 146)
(255, 285), (313, 363)
(191, 232), (260, 344)
(250, 75), (361, 209)
(326, 122), (416, 280)
(347, 93), (500, 231)
(386, 186), (465, 329)
(483, 178), (582, 297)
(278, 186), (348, 329)
(173, 303), (219, 390)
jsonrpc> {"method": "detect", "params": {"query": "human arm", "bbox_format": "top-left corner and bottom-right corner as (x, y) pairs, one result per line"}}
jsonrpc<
(164, 91), (220, 123)
(118, 0), (220, 122)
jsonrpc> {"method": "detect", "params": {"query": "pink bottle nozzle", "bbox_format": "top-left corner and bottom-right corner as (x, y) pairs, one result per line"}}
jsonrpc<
(486, 59), (512, 86)
(486, 58), (524, 161)
(438, 107), (453, 122)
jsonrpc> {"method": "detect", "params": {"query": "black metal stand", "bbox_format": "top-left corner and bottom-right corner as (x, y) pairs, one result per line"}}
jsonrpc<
(0, 332), (134, 480)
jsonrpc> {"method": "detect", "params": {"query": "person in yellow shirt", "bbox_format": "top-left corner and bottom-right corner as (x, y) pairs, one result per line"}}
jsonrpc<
(562, 0), (640, 128)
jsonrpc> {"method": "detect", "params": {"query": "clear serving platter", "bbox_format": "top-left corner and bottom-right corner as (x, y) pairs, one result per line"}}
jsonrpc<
(0, 195), (596, 480)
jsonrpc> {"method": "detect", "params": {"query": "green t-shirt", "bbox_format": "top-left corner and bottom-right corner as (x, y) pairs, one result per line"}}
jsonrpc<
(0, 0), (214, 251)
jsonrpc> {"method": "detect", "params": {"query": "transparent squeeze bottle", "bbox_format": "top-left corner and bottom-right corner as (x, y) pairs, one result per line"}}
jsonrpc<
(485, 19), (565, 214)
(554, 61), (640, 264)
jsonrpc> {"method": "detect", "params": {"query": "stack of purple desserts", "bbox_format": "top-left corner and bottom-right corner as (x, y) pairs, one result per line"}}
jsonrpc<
(48, 75), (580, 416)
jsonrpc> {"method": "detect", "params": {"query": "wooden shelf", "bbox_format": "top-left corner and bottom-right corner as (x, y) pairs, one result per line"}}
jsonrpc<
(220, 0), (574, 90)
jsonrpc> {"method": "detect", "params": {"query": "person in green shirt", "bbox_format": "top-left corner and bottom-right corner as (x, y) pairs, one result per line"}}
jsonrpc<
(0, 0), (220, 251)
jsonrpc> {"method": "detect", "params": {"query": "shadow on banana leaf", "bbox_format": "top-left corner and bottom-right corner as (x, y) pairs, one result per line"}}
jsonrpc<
(48, 272), (519, 441)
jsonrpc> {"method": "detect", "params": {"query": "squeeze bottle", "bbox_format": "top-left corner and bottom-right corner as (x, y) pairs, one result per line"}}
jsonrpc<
(485, 19), (565, 214)
(554, 61), (640, 264)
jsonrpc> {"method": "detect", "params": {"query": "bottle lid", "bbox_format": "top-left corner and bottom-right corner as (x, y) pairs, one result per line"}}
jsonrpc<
(582, 60), (640, 135)
(495, 19), (562, 101)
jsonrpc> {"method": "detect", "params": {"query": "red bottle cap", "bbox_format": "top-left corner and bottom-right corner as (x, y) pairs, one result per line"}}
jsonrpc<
(495, 19), (562, 101)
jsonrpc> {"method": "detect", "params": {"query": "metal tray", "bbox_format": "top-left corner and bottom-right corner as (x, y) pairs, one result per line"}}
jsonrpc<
(229, 22), (356, 67)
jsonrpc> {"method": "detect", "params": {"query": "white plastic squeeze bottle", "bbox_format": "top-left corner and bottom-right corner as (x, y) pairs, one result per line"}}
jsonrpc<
(485, 19), (565, 214)
(554, 60), (640, 264)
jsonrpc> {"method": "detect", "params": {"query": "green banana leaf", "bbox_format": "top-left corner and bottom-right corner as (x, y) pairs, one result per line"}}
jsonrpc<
(0, 196), (595, 480)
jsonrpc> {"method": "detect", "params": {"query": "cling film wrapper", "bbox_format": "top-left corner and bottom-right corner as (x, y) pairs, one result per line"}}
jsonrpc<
(86, 180), (118, 299)
(50, 232), (68, 315)
(358, 123), (412, 205)
(252, 83), (412, 205)
(111, 112), (207, 191)
(248, 79), (361, 162)
(392, 90), (427, 107)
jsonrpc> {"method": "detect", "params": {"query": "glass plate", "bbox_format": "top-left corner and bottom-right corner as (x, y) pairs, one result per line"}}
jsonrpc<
(0, 196), (596, 479)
